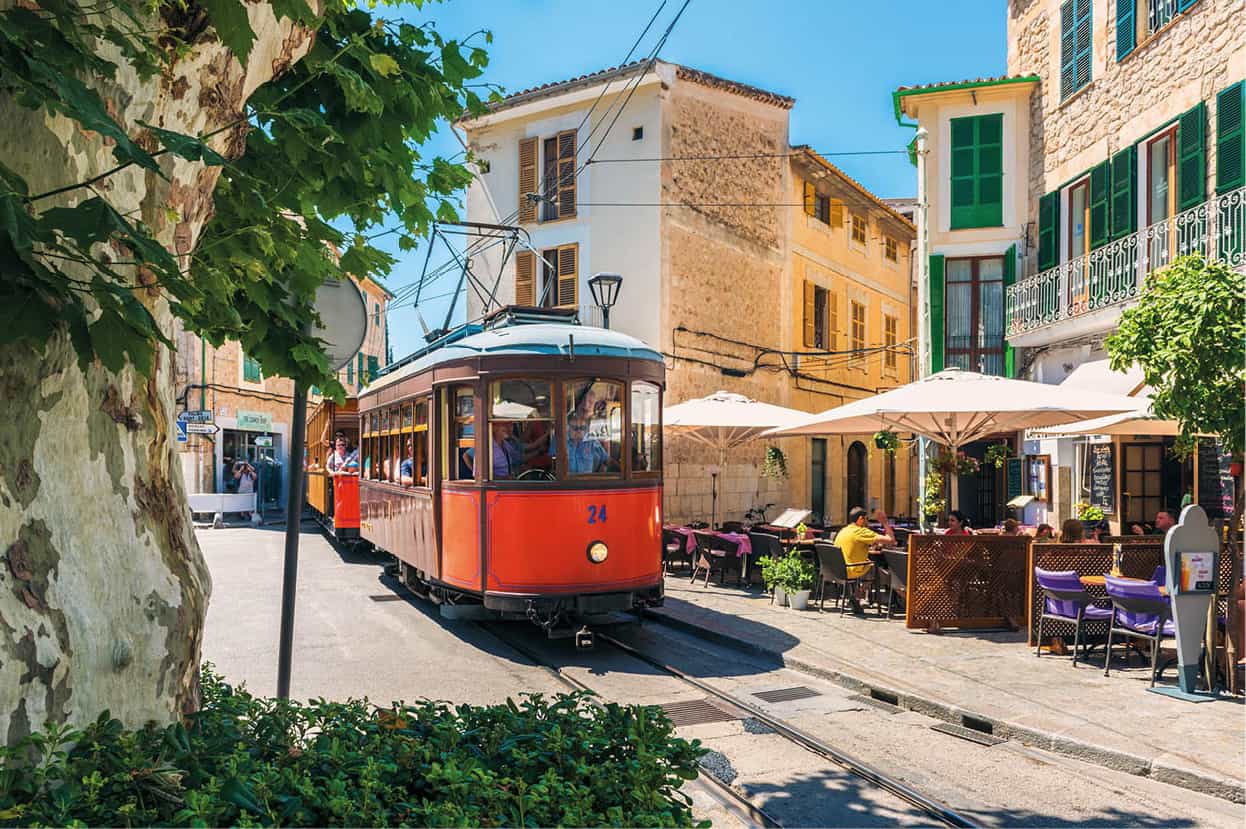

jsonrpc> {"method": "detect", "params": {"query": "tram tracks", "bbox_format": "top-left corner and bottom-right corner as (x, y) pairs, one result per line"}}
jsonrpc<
(478, 621), (977, 829)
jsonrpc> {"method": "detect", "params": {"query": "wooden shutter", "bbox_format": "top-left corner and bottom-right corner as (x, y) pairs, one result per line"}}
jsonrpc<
(1217, 82), (1245, 194)
(556, 243), (578, 307)
(1088, 161), (1111, 249)
(518, 138), (537, 223)
(1177, 102), (1206, 211)
(1116, 0), (1136, 60)
(1037, 191), (1060, 271)
(951, 115), (1002, 229)
(515, 250), (535, 305)
(802, 280), (815, 347)
(557, 130), (576, 218)
(929, 255), (945, 373)
(356, 353), (365, 390)
(1176, 0), (1197, 10)
(1003, 244), (1017, 377)
(1109, 145), (1137, 239)
(828, 291), (839, 350)
(830, 201), (845, 228)
(1060, 0), (1091, 99)
(367, 355), (379, 381)
(803, 181), (816, 216)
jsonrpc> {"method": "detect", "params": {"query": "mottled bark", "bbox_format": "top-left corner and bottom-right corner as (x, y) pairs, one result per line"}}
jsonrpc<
(0, 2), (314, 743)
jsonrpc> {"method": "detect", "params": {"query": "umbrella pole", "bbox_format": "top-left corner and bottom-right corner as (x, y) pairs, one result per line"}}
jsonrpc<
(948, 442), (961, 514)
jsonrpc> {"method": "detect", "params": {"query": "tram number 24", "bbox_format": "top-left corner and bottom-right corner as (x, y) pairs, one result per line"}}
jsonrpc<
(587, 504), (608, 524)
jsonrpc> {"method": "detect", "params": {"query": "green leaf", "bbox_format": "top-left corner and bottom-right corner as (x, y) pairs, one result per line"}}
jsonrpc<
(368, 53), (400, 77)
(138, 123), (228, 166)
(200, 0), (257, 64)
(271, 0), (318, 26)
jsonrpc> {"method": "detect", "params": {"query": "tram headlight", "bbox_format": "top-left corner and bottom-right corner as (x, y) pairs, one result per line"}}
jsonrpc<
(587, 541), (609, 564)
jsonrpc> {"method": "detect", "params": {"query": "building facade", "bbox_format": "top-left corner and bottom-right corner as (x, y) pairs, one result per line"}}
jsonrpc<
(173, 276), (391, 507)
(460, 61), (915, 525)
(897, 0), (1245, 528)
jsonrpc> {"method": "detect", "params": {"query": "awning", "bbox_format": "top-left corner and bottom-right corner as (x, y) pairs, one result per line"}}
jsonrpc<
(1059, 360), (1146, 396)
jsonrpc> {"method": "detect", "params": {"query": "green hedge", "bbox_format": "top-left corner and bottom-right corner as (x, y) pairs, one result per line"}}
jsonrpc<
(0, 667), (706, 827)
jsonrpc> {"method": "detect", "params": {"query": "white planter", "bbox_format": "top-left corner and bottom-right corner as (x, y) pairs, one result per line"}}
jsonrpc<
(772, 586), (788, 606)
(788, 589), (812, 611)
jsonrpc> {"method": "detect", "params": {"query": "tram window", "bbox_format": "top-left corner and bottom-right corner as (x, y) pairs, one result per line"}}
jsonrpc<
(630, 381), (661, 476)
(412, 398), (429, 486)
(564, 379), (623, 477)
(388, 406), (403, 483)
(487, 380), (555, 481)
(448, 386), (476, 481)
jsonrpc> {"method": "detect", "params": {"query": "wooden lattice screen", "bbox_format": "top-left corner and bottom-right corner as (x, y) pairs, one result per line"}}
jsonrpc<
(905, 535), (1031, 630)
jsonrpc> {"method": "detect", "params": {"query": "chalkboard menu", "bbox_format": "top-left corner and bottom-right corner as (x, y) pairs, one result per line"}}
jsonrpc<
(1197, 440), (1235, 519)
(1006, 458), (1023, 500)
(1088, 443), (1115, 513)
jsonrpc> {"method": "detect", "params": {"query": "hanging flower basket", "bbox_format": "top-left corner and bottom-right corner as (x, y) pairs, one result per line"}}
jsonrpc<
(983, 442), (1012, 469)
(873, 430), (900, 453)
(761, 445), (789, 479)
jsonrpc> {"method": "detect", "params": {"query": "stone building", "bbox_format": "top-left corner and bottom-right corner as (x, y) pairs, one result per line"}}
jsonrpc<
(459, 61), (915, 524)
(895, 0), (1245, 529)
(173, 276), (391, 507)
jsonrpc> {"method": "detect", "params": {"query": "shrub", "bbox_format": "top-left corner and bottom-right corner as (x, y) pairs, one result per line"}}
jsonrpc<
(0, 666), (706, 827)
(761, 552), (817, 593)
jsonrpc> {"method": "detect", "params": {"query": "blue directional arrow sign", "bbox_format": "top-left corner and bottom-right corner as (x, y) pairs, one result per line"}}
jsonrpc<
(175, 416), (188, 443)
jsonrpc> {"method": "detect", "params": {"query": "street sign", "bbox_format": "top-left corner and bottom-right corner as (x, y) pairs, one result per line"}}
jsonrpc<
(254, 435), (273, 447)
(237, 410), (273, 431)
(175, 419), (188, 443)
(181, 409), (214, 424)
(186, 423), (220, 435)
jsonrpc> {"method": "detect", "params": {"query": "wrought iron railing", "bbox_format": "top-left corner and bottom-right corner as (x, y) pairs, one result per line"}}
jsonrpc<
(1007, 187), (1246, 338)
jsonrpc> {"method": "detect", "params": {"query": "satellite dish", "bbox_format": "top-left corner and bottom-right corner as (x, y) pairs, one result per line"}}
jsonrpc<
(310, 277), (367, 371)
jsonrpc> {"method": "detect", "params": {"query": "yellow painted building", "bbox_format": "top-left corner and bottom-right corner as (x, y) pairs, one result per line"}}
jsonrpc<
(783, 148), (917, 523)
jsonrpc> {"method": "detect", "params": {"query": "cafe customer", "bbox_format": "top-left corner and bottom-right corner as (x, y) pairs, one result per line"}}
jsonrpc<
(832, 507), (895, 616)
(1153, 509), (1177, 536)
(1060, 518), (1086, 542)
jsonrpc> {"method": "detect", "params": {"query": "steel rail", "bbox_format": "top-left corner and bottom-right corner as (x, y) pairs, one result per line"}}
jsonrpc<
(477, 622), (783, 829)
(596, 631), (978, 829)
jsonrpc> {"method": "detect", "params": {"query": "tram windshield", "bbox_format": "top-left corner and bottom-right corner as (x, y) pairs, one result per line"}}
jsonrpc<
(486, 380), (555, 481)
(564, 379), (623, 477)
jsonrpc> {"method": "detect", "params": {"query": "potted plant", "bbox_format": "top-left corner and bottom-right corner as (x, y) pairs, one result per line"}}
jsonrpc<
(768, 552), (817, 610)
(873, 430), (900, 453)
(761, 445), (788, 479)
(1076, 502), (1105, 534)
(758, 553), (787, 606)
(983, 442), (1012, 469)
(921, 470), (946, 529)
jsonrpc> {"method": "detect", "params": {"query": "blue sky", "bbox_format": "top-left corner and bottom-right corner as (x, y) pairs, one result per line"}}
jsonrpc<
(379, 0), (1007, 358)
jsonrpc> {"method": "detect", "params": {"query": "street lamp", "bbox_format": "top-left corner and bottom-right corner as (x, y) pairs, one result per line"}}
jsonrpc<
(588, 272), (622, 329)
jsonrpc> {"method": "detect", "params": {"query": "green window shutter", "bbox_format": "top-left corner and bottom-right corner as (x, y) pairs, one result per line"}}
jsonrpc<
(1037, 191), (1060, 271)
(1003, 244), (1017, 377)
(346, 360), (353, 385)
(1061, 0), (1092, 99)
(1116, 0), (1136, 60)
(1109, 145), (1137, 240)
(1088, 161), (1111, 249)
(1215, 82), (1244, 194)
(1177, 102), (1207, 211)
(356, 353), (365, 390)
(1176, 0), (1196, 10)
(950, 114), (1003, 229)
(367, 355), (379, 381)
(242, 354), (262, 383)
(929, 255), (945, 374)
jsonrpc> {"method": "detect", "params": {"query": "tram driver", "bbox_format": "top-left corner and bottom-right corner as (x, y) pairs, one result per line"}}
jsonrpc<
(566, 415), (608, 475)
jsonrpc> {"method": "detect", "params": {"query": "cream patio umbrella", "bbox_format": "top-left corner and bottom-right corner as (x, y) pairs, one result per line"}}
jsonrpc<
(766, 368), (1144, 510)
(1030, 404), (1199, 438)
(663, 391), (810, 527)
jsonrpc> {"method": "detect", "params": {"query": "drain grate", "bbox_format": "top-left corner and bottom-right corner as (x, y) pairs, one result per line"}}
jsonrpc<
(658, 698), (739, 727)
(848, 693), (903, 715)
(931, 722), (1005, 747)
(751, 686), (822, 703)
(368, 594), (406, 602)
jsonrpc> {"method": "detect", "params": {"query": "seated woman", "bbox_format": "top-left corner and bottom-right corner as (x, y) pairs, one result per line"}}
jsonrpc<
(944, 510), (973, 535)
(1059, 518), (1086, 542)
(1033, 523), (1055, 541)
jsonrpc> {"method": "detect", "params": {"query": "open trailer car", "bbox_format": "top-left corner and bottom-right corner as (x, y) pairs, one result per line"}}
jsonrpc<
(356, 306), (665, 636)
(305, 395), (363, 543)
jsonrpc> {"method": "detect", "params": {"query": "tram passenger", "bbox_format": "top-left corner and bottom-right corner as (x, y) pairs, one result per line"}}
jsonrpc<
(465, 422), (525, 479)
(326, 437), (357, 477)
(400, 438), (415, 486)
(566, 416), (608, 475)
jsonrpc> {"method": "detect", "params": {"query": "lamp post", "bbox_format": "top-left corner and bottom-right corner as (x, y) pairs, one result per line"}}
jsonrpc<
(588, 272), (622, 329)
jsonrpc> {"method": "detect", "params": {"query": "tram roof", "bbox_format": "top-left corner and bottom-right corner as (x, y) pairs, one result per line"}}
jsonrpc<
(363, 323), (663, 394)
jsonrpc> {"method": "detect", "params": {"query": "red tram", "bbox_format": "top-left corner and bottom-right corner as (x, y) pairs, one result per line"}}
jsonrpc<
(356, 308), (665, 632)
(305, 396), (364, 542)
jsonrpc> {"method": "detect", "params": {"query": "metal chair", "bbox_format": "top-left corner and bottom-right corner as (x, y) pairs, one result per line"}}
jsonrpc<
(883, 548), (910, 620)
(1103, 575), (1174, 686)
(813, 542), (866, 614)
(748, 532), (784, 594)
(662, 528), (692, 574)
(1033, 567), (1112, 666)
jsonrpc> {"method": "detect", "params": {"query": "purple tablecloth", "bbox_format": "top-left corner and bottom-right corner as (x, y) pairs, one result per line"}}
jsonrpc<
(716, 532), (752, 556)
(664, 526), (753, 557)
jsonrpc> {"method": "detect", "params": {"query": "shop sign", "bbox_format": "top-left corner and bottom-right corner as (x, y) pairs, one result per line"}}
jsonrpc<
(237, 410), (273, 432)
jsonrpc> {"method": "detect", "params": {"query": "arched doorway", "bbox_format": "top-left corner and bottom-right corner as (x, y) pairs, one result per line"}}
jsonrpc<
(846, 441), (868, 515)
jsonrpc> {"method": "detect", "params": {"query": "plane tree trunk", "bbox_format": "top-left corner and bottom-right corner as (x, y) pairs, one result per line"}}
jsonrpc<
(0, 2), (314, 744)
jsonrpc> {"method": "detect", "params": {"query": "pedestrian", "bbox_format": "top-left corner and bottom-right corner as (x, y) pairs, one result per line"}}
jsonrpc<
(233, 459), (257, 520)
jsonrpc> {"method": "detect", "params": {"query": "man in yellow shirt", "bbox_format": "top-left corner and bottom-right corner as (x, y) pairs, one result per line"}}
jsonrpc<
(832, 507), (896, 614)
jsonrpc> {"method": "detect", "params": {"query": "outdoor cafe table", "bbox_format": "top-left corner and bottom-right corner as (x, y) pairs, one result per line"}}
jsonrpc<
(1079, 574), (1168, 595)
(664, 525), (754, 579)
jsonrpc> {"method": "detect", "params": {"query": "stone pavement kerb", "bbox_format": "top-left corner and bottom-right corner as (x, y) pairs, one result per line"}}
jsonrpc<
(648, 577), (1246, 804)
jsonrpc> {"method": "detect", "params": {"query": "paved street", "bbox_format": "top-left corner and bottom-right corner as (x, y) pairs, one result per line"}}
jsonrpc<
(200, 525), (1244, 828)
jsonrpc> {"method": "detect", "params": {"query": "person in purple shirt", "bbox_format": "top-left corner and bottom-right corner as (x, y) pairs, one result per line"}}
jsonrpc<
(466, 422), (524, 479)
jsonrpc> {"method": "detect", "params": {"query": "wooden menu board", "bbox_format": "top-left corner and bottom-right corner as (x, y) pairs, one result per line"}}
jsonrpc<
(1197, 440), (1234, 519)
(1088, 443), (1115, 513)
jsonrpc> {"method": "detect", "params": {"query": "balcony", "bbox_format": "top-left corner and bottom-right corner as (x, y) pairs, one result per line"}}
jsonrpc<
(1006, 187), (1246, 347)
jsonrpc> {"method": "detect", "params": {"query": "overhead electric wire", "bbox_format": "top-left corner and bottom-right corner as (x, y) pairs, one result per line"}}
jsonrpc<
(587, 149), (908, 162)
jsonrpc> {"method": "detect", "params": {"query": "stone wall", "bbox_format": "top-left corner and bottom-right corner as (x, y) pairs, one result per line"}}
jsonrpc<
(1009, 0), (1246, 271)
(659, 78), (795, 524)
